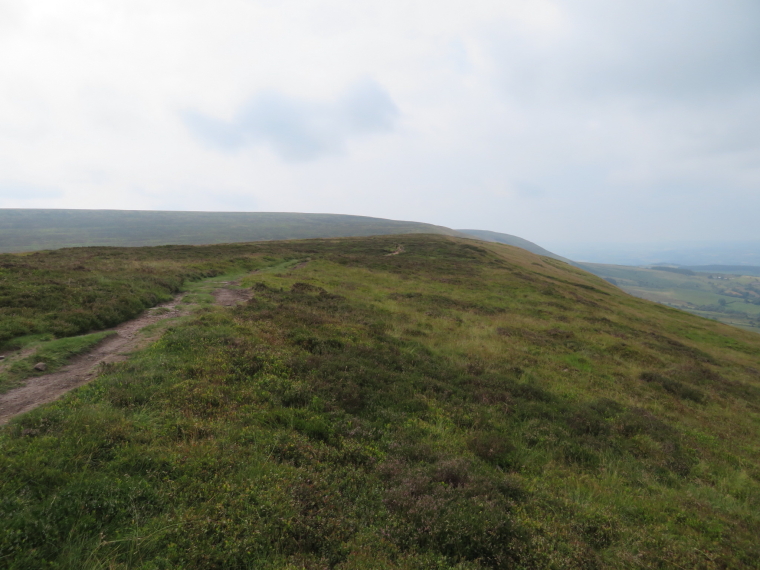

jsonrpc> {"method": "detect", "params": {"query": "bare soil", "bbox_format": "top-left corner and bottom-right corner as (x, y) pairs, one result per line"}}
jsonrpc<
(211, 286), (253, 306)
(0, 284), (250, 425)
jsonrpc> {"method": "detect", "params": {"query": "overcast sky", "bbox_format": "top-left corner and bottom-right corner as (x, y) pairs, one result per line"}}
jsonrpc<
(1, 0), (758, 251)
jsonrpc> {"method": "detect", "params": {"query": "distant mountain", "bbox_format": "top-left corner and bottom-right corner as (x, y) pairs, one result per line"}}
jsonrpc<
(0, 209), (465, 253)
(457, 229), (574, 264)
(553, 241), (760, 266)
(684, 265), (760, 277)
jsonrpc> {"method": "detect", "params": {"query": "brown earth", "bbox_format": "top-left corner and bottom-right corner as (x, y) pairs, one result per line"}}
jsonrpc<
(211, 285), (253, 306)
(0, 284), (251, 425)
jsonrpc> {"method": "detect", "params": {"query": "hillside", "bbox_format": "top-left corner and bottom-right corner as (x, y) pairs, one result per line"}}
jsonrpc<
(0, 209), (463, 253)
(457, 229), (572, 263)
(2, 235), (760, 568)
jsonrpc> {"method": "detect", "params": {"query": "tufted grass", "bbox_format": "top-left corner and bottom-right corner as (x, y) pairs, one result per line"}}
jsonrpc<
(1, 234), (759, 568)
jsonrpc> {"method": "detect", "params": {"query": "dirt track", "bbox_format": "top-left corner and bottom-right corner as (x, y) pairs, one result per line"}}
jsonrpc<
(0, 284), (251, 425)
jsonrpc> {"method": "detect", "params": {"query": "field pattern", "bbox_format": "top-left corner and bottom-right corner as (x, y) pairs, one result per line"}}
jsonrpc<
(582, 263), (760, 333)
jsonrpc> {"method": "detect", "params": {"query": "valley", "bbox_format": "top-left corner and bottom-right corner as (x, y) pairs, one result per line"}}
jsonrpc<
(581, 263), (760, 334)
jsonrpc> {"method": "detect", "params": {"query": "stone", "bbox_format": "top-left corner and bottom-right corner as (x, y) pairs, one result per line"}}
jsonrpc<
(33, 362), (47, 371)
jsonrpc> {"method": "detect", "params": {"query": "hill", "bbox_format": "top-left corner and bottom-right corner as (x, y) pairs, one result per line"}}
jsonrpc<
(0, 209), (463, 253)
(457, 229), (573, 263)
(1, 235), (760, 568)
(686, 265), (760, 277)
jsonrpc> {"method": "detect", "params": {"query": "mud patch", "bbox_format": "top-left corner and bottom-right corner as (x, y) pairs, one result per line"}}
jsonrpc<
(212, 287), (253, 306)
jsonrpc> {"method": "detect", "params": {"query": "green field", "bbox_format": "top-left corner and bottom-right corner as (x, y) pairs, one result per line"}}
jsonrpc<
(581, 263), (760, 334)
(2, 235), (760, 568)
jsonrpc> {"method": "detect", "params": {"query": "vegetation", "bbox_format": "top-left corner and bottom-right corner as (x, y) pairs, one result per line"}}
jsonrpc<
(0, 331), (115, 394)
(2, 235), (760, 568)
(0, 243), (295, 347)
(0, 209), (461, 253)
(582, 262), (760, 333)
(456, 229), (571, 263)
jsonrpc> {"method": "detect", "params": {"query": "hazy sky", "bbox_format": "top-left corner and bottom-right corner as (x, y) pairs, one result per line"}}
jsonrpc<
(1, 0), (758, 249)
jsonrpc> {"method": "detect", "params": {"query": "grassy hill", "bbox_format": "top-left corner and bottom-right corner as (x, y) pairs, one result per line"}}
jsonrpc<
(581, 263), (760, 334)
(457, 229), (573, 264)
(0, 209), (463, 253)
(2, 235), (760, 568)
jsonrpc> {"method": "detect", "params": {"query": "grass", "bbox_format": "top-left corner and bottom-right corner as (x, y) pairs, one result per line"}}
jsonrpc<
(0, 331), (115, 394)
(0, 243), (302, 347)
(1, 235), (760, 568)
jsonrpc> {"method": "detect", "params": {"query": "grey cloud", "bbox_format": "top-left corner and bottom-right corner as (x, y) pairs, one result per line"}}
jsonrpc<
(490, 0), (760, 103)
(183, 80), (399, 162)
(571, 0), (760, 100)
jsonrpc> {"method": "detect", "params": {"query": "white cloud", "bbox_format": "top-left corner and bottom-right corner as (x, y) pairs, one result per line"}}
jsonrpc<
(0, 0), (758, 246)
(183, 79), (398, 161)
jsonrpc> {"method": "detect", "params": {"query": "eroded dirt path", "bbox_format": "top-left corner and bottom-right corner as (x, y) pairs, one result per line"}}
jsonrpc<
(0, 295), (187, 424)
(0, 261), (314, 426)
(0, 282), (251, 425)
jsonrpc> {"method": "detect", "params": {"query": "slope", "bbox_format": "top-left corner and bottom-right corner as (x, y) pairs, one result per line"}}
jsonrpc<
(457, 228), (573, 264)
(0, 209), (463, 253)
(1, 235), (760, 569)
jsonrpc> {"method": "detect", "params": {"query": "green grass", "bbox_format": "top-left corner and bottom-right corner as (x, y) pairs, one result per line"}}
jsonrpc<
(1, 235), (760, 568)
(0, 244), (303, 346)
(0, 331), (115, 393)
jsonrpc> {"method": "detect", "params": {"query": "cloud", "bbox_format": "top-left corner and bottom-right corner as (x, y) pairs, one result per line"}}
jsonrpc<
(0, 1), (759, 247)
(0, 183), (62, 200)
(488, 0), (760, 104)
(183, 79), (398, 161)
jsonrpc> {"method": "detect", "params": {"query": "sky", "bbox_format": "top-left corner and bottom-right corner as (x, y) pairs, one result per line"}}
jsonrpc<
(0, 0), (759, 256)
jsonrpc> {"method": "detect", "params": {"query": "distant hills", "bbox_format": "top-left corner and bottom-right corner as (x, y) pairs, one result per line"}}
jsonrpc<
(3, 208), (759, 334)
(683, 265), (760, 277)
(0, 209), (463, 253)
(456, 229), (573, 264)
(556, 241), (760, 266)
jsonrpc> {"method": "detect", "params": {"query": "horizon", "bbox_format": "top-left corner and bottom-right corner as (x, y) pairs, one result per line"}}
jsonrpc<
(2, 206), (759, 266)
(0, 1), (758, 249)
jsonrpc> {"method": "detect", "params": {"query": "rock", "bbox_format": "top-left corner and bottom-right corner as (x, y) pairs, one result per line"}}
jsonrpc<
(0, 355), (5, 360)
(33, 362), (47, 371)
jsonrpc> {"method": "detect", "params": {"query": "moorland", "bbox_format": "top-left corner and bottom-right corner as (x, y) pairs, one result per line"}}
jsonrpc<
(0, 209), (460, 253)
(8, 206), (760, 337)
(1, 234), (760, 568)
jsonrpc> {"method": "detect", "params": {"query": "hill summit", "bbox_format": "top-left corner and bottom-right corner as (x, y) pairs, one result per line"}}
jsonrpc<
(0, 209), (463, 253)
